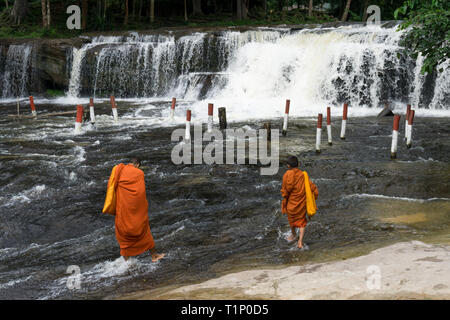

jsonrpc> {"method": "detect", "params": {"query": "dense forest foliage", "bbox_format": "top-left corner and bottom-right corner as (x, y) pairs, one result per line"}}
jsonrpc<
(395, 0), (449, 74)
(0, 0), (411, 37)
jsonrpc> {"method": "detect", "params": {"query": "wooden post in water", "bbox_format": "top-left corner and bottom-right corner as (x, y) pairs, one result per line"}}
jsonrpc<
(391, 115), (400, 159)
(316, 113), (323, 154)
(89, 98), (95, 124)
(170, 97), (176, 119)
(185, 109), (191, 141)
(75, 105), (83, 133)
(110, 96), (118, 122)
(404, 104), (411, 140)
(29, 96), (37, 117)
(406, 110), (415, 149)
(207, 103), (214, 133)
(282, 99), (290, 136)
(340, 103), (348, 140)
(327, 106), (332, 146)
(17, 97), (20, 119)
(264, 121), (271, 141)
(218, 107), (227, 130)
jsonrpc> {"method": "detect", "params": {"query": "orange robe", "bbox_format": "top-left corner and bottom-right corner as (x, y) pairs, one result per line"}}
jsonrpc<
(115, 164), (155, 257)
(281, 168), (318, 228)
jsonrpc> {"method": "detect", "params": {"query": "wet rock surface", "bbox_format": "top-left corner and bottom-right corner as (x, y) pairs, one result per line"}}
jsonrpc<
(0, 100), (448, 299)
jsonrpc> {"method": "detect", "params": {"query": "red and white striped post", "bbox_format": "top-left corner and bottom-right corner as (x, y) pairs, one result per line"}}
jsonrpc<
(185, 109), (191, 140)
(316, 113), (323, 154)
(406, 109), (415, 148)
(404, 104), (411, 140)
(29, 96), (37, 117)
(110, 95), (118, 122)
(89, 97), (95, 124)
(327, 106), (332, 146)
(282, 99), (290, 136)
(207, 103), (214, 133)
(75, 105), (83, 133)
(391, 115), (401, 159)
(340, 103), (348, 140)
(170, 97), (176, 119)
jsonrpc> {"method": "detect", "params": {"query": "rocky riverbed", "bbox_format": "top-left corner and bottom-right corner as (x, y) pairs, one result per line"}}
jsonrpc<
(119, 241), (450, 300)
(0, 99), (448, 299)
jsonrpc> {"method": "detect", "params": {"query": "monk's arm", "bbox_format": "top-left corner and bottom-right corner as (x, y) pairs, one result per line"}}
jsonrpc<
(310, 181), (319, 200)
(281, 172), (294, 198)
(280, 172), (293, 214)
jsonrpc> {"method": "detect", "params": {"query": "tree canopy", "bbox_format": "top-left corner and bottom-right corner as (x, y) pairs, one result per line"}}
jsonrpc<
(0, 0), (416, 38)
(394, 0), (450, 74)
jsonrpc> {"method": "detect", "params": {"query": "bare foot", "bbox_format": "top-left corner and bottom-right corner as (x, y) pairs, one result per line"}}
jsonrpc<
(297, 240), (303, 249)
(151, 253), (165, 262)
(287, 234), (296, 242)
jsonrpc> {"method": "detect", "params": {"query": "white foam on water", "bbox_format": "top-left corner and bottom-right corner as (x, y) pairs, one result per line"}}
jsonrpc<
(3, 185), (47, 207)
(43, 255), (161, 299)
(113, 134), (132, 141)
(343, 193), (450, 203)
(73, 146), (86, 163)
(160, 225), (186, 241)
(0, 275), (33, 290)
(69, 171), (77, 181)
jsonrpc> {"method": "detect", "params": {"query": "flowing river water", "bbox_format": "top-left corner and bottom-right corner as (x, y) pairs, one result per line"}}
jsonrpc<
(0, 23), (449, 299)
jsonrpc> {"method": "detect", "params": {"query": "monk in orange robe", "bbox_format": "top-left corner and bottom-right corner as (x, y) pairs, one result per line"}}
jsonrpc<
(281, 156), (318, 249)
(114, 158), (165, 262)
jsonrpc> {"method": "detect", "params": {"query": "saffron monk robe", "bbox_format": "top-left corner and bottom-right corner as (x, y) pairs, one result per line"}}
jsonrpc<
(114, 158), (165, 262)
(280, 156), (318, 249)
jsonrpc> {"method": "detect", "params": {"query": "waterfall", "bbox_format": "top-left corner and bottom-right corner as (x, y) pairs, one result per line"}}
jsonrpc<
(0, 45), (32, 98)
(64, 26), (448, 113)
(429, 60), (450, 110)
(214, 25), (414, 115)
(0, 25), (448, 112)
(205, 25), (448, 118)
(68, 44), (95, 97)
(66, 29), (286, 99)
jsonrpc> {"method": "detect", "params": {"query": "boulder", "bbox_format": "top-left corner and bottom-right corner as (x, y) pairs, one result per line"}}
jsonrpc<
(377, 105), (394, 118)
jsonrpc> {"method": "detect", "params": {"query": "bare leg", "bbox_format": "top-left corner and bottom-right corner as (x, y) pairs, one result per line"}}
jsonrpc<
(287, 226), (297, 241)
(122, 256), (129, 261)
(298, 227), (305, 248)
(150, 247), (165, 262)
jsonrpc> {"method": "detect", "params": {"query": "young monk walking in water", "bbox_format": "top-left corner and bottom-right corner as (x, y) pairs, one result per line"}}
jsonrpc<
(109, 158), (165, 262)
(281, 156), (318, 249)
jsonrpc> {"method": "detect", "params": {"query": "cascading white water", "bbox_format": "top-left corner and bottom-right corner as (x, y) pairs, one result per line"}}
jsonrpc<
(64, 25), (448, 117)
(0, 45), (32, 98)
(203, 25), (409, 119)
(2, 25), (447, 116)
(429, 60), (450, 110)
(189, 25), (449, 121)
(411, 53), (425, 107)
(68, 47), (86, 97)
(67, 29), (286, 98)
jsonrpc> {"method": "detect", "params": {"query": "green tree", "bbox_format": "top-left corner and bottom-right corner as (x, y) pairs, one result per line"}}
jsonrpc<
(11, 0), (28, 25)
(395, 0), (450, 74)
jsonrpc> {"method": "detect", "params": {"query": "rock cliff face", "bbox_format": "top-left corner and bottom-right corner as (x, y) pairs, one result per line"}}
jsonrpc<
(0, 38), (86, 97)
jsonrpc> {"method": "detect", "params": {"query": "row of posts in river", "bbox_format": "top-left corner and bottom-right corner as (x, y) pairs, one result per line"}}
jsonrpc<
(26, 96), (416, 160)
